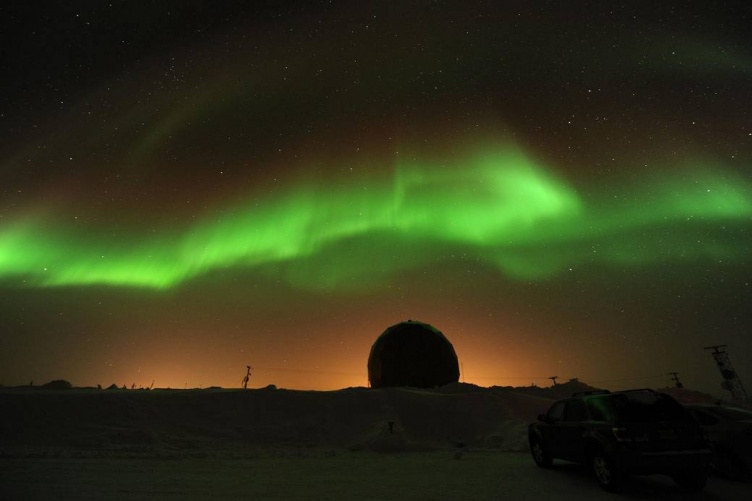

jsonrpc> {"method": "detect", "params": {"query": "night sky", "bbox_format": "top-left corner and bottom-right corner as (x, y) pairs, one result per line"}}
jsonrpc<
(1, 1), (751, 395)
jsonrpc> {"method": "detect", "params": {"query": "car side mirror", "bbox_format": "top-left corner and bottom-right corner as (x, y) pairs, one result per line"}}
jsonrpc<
(538, 413), (548, 423)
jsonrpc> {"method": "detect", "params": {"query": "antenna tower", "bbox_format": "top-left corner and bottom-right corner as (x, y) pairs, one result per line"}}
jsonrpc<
(667, 372), (683, 388)
(704, 345), (748, 402)
(242, 365), (253, 389)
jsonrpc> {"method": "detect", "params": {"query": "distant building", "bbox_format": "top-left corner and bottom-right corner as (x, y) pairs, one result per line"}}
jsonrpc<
(367, 320), (460, 389)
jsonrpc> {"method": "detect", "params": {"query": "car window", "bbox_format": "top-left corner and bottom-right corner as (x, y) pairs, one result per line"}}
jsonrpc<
(612, 391), (692, 423)
(587, 397), (616, 422)
(547, 401), (566, 422)
(564, 399), (589, 422)
(689, 409), (720, 426)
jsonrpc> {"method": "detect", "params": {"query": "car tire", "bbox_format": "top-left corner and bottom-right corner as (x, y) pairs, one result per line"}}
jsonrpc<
(529, 437), (553, 468)
(590, 450), (622, 492)
(673, 469), (707, 491)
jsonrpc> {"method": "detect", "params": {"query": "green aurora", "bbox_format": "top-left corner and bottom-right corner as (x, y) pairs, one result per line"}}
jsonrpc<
(2, 147), (750, 291)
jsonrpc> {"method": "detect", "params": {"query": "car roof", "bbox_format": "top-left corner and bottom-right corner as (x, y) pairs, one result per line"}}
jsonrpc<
(685, 403), (750, 411)
(569, 388), (660, 399)
(547, 389), (668, 407)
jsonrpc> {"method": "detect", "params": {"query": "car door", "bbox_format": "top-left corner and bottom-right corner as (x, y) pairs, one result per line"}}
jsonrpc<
(558, 399), (589, 463)
(540, 401), (567, 458)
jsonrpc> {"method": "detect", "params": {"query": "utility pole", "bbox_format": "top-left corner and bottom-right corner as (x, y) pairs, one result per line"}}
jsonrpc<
(704, 345), (748, 403)
(548, 376), (559, 386)
(242, 365), (253, 389)
(667, 372), (683, 388)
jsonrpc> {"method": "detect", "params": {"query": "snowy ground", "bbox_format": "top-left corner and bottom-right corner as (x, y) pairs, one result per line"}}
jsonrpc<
(1, 385), (748, 499)
(2, 451), (749, 500)
(0, 385), (541, 457)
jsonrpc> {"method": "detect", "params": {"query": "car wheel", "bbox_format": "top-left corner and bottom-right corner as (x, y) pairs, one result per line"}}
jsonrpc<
(673, 469), (707, 491)
(529, 437), (553, 468)
(590, 450), (622, 492)
(712, 448), (745, 481)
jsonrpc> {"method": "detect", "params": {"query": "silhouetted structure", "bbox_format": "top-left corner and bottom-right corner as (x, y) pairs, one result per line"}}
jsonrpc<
(367, 320), (459, 388)
(668, 372), (684, 388)
(704, 345), (748, 402)
(242, 365), (252, 389)
(41, 379), (72, 389)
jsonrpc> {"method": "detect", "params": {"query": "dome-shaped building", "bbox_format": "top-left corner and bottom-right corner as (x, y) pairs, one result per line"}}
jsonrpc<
(367, 320), (460, 388)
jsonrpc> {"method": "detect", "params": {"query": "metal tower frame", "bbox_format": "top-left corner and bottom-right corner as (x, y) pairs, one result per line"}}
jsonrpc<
(704, 345), (748, 403)
(667, 372), (683, 389)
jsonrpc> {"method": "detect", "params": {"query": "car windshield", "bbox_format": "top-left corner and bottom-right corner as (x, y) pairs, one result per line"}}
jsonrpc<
(611, 391), (692, 423)
(708, 406), (752, 421)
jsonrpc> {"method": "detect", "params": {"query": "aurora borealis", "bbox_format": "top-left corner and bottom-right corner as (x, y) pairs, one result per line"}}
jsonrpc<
(2, 148), (751, 289)
(1, 2), (751, 394)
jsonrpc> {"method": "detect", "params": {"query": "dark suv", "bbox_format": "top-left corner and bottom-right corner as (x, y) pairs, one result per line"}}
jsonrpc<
(528, 389), (710, 491)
